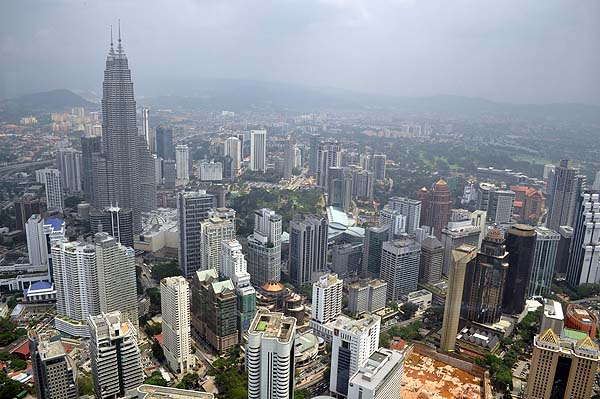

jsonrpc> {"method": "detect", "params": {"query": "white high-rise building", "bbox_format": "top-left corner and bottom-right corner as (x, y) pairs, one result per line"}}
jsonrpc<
(175, 145), (190, 186)
(330, 314), (381, 397)
(200, 217), (236, 272)
(347, 348), (405, 399)
(593, 171), (600, 191)
(160, 276), (194, 374)
(89, 311), (143, 399)
(247, 208), (282, 286)
(246, 310), (296, 399)
(52, 240), (99, 337)
(224, 136), (242, 172)
(387, 197), (422, 235)
(379, 206), (407, 238)
(311, 273), (343, 324)
(380, 239), (421, 302)
(36, 168), (64, 212)
(528, 227), (560, 297)
(198, 161), (223, 182)
(26, 214), (48, 267)
(567, 192), (600, 286)
(250, 129), (267, 172)
(142, 108), (156, 153)
(56, 148), (82, 193)
(221, 239), (248, 284)
(316, 141), (342, 187)
(293, 146), (302, 168)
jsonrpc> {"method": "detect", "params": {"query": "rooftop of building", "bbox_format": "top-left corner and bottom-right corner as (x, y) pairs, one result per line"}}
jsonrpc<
(350, 348), (404, 390)
(43, 218), (64, 232)
(136, 384), (214, 399)
(330, 314), (380, 335)
(249, 310), (296, 342)
(543, 298), (564, 320)
(314, 273), (341, 288)
(536, 327), (600, 357)
(38, 338), (67, 360)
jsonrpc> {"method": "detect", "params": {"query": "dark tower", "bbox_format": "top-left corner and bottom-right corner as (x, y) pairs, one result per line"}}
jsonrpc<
(502, 224), (536, 314)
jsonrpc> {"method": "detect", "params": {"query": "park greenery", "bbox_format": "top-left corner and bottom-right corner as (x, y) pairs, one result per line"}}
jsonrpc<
(78, 372), (94, 396)
(151, 261), (182, 281)
(144, 370), (169, 387)
(552, 282), (600, 301)
(379, 320), (423, 347)
(176, 372), (200, 390)
(0, 318), (26, 346)
(207, 346), (247, 399)
(0, 371), (28, 398)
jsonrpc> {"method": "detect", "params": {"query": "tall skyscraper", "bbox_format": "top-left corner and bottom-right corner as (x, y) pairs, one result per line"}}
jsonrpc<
(311, 273), (343, 324)
(316, 141), (342, 187)
(461, 229), (508, 325)
(250, 129), (267, 172)
(347, 348), (405, 399)
(567, 191), (600, 287)
(81, 136), (102, 203)
(191, 269), (239, 354)
(141, 108), (156, 153)
(351, 167), (374, 200)
(247, 310), (296, 399)
(419, 236), (444, 284)
(89, 311), (143, 399)
(329, 314), (381, 397)
(247, 208), (282, 286)
(593, 171), (600, 191)
(224, 136), (242, 172)
(528, 226), (559, 297)
(440, 245), (477, 352)
(177, 191), (217, 278)
(502, 224), (536, 315)
(14, 190), (46, 231)
(26, 214), (48, 267)
(526, 328), (599, 399)
(386, 197), (421, 235)
(175, 144), (190, 186)
(440, 218), (482, 276)
(327, 167), (353, 212)
(56, 148), (82, 193)
(477, 183), (515, 224)
(546, 159), (582, 230)
(429, 179), (453, 238)
(156, 126), (175, 160)
(555, 225), (573, 275)
(36, 168), (64, 212)
(29, 332), (78, 399)
(93, 33), (155, 232)
(221, 239), (247, 283)
(90, 206), (134, 248)
(379, 206), (407, 239)
(283, 135), (295, 179)
(380, 238), (421, 302)
(160, 276), (194, 373)
(362, 225), (389, 276)
(200, 217), (236, 273)
(289, 214), (328, 286)
(371, 154), (386, 180)
(309, 134), (320, 176)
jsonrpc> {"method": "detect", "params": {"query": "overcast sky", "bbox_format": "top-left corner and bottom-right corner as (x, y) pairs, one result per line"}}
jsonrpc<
(1, 0), (599, 104)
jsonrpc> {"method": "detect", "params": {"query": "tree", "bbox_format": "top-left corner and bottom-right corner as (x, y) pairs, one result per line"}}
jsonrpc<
(145, 322), (162, 337)
(0, 372), (27, 398)
(176, 372), (199, 390)
(10, 358), (26, 371)
(400, 302), (419, 320)
(78, 372), (94, 396)
(64, 196), (83, 209)
(144, 371), (168, 387)
(151, 340), (165, 362)
(146, 287), (161, 312)
(151, 261), (182, 281)
(389, 301), (399, 312)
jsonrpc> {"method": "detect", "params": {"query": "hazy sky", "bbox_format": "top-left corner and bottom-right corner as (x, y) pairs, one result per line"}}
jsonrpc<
(1, 0), (599, 104)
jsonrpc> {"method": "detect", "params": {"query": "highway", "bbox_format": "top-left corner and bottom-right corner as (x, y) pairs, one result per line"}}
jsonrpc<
(0, 159), (55, 178)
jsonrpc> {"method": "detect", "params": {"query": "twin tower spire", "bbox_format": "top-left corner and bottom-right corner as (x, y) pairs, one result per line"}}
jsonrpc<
(109, 20), (123, 54)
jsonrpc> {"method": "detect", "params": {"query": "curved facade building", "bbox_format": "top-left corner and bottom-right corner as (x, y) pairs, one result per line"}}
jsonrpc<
(565, 304), (599, 338)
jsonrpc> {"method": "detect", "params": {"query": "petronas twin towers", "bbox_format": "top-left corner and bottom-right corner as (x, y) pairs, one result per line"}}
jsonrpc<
(92, 28), (156, 232)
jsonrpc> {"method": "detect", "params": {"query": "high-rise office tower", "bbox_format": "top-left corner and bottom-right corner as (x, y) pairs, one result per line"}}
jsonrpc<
(191, 269), (239, 353)
(221, 239), (247, 282)
(477, 183), (515, 224)
(283, 135), (295, 179)
(14, 190), (46, 231)
(379, 206), (407, 239)
(362, 225), (389, 276)
(311, 273), (343, 324)
(160, 276), (194, 373)
(316, 141), (342, 187)
(81, 136), (102, 203)
(293, 146), (302, 168)
(429, 179), (452, 239)
(224, 136), (242, 172)
(461, 229), (508, 325)
(26, 214), (48, 267)
(177, 191), (218, 278)
(250, 129), (267, 172)
(90, 206), (134, 248)
(141, 108), (156, 153)
(246, 310), (296, 399)
(419, 236), (444, 284)
(526, 328), (599, 399)
(327, 167), (353, 212)
(567, 192), (600, 286)
(528, 227), (559, 297)
(329, 314), (381, 397)
(440, 245), (477, 352)
(94, 232), (139, 333)
(52, 240), (99, 337)
(247, 208), (282, 286)
(593, 171), (600, 191)
(289, 214), (328, 286)
(200, 217), (236, 273)
(36, 168), (64, 212)
(502, 224), (536, 315)
(347, 347), (405, 399)
(29, 332), (78, 399)
(331, 242), (363, 277)
(175, 144), (190, 186)
(309, 134), (320, 175)
(56, 148), (82, 193)
(386, 197), (421, 235)
(89, 311), (143, 399)
(371, 154), (386, 180)
(93, 33), (155, 232)
(555, 226), (573, 275)
(351, 167), (374, 200)
(359, 153), (371, 172)
(440, 218), (482, 276)
(546, 159), (582, 230)
(161, 159), (177, 187)
(380, 238), (421, 302)
(156, 126), (175, 160)
(347, 279), (387, 316)
(198, 161), (223, 182)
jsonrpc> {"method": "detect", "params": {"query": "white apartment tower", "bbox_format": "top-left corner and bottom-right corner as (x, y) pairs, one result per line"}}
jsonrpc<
(89, 311), (143, 399)
(36, 168), (64, 212)
(247, 208), (282, 286)
(160, 276), (194, 373)
(312, 273), (343, 324)
(567, 192), (600, 286)
(250, 129), (267, 172)
(175, 144), (190, 186)
(387, 197), (422, 235)
(26, 214), (48, 267)
(221, 239), (248, 285)
(224, 136), (242, 171)
(200, 217), (236, 272)
(246, 310), (296, 399)
(330, 314), (381, 397)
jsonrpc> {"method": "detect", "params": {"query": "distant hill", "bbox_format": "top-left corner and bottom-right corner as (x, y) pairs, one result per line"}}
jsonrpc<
(0, 89), (97, 122)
